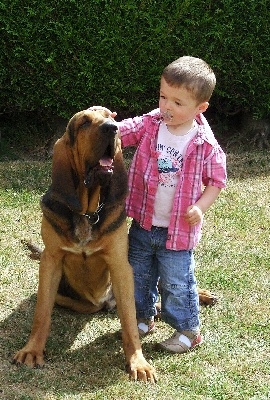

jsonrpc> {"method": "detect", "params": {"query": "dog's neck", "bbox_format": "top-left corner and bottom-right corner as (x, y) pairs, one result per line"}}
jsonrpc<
(87, 185), (101, 214)
(80, 184), (105, 226)
(78, 180), (101, 215)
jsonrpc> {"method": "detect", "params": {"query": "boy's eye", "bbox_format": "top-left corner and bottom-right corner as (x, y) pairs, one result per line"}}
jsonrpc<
(160, 95), (165, 99)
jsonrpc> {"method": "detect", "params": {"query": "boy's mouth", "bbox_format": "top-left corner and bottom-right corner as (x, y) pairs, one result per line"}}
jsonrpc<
(161, 111), (173, 121)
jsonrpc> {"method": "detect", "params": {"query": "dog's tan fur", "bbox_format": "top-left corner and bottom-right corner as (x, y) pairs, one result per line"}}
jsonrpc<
(13, 109), (157, 382)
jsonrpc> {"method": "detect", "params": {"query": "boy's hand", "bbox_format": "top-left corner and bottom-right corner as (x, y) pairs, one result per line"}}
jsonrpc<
(88, 106), (117, 118)
(184, 205), (203, 226)
(185, 186), (222, 226)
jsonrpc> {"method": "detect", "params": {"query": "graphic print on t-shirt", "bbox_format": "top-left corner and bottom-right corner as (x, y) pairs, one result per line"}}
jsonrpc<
(156, 143), (183, 188)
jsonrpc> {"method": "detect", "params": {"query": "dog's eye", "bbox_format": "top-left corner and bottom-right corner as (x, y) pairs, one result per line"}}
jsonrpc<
(80, 119), (92, 128)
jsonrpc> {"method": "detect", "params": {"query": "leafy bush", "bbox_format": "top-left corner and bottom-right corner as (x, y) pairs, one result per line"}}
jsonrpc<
(0, 0), (269, 132)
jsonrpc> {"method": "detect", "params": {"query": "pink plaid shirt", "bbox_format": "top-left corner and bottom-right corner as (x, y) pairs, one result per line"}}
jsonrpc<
(118, 109), (227, 250)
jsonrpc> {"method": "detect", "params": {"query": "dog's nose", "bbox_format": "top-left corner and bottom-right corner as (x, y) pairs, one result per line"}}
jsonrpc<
(100, 120), (118, 136)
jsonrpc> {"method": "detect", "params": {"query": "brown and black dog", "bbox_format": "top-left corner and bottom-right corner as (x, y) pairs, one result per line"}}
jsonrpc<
(13, 109), (157, 382)
(13, 109), (217, 382)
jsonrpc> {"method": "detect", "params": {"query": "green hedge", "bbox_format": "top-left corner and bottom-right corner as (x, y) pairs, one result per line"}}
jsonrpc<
(0, 0), (269, 124)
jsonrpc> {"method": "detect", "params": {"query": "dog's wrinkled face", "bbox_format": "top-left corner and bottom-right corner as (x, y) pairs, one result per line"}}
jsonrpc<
(67, 109), (120, 188)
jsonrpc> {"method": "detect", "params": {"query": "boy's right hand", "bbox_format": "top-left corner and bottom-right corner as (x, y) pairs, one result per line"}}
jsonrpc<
(88, 106), (117, 119)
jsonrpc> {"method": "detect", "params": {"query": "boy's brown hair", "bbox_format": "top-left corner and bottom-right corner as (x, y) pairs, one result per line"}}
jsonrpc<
(162, 56), (216, 104)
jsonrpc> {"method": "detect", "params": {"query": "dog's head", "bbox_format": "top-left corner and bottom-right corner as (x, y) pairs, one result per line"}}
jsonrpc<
(67, 109), (120, 188)
(45, 109), (127, 214)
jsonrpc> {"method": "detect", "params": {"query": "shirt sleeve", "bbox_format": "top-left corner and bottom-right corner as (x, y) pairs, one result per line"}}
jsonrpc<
(118, 109), (160, 148)
(202, 144), (227, 188)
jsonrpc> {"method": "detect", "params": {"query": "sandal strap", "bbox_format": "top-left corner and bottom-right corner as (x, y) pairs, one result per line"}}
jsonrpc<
(181, 330), (200, 341)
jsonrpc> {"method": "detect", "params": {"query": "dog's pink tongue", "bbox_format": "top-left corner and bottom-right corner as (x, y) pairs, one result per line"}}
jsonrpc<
(99, 157), (113, 167)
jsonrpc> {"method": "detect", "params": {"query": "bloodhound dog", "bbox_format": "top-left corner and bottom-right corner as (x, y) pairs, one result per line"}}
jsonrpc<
(13, 109), (157, 382)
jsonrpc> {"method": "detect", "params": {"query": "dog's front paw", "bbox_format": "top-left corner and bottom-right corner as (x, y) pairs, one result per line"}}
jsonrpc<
(127, 353), (158, 383)
(12, 346), (45, 369)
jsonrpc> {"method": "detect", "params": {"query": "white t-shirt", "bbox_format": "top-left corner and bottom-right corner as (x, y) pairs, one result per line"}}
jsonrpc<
(152, 121), (198, 227)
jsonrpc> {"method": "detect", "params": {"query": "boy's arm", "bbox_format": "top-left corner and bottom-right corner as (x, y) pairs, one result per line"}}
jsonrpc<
(195, 185), (221, 213)
(184, 185), (221, 227)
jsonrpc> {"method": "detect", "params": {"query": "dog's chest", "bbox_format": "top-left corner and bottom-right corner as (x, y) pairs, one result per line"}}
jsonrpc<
(75, 217), (91, 239)
(61, 243), (102, 257)
(71, 214), (99, 245)
(59, 215), (101, 253)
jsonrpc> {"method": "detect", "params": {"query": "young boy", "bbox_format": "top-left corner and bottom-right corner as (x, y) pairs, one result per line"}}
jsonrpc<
(91, 56), (226, 353)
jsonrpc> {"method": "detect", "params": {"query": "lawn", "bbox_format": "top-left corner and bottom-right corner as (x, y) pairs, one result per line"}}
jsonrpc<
(0, 150), (269, 400)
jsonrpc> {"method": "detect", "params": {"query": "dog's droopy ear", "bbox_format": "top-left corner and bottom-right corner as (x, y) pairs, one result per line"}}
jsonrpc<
(50, 136), (82, 212)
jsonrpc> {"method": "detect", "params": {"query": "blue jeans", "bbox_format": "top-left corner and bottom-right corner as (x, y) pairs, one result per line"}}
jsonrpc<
(128, 220), (200, 332)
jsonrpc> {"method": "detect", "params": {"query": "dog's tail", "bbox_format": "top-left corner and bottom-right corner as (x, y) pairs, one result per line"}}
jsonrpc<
(21, 240), (42, 260)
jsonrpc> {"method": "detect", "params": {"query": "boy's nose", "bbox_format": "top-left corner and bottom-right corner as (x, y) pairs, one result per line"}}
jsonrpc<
(165, 100), (172, 109)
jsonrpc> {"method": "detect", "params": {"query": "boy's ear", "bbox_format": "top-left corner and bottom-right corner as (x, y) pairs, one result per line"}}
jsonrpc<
(198, 101), (209, 113)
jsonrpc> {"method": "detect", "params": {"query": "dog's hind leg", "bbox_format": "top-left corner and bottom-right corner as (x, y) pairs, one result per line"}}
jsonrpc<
(198, 287), (218, 306)
(55, 294), (104, 313)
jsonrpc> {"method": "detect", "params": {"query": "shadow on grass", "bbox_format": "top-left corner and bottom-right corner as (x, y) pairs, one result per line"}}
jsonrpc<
(0, 296), (158, 398)
(0, 160), (51, 193)
(226, 150), (270, 180)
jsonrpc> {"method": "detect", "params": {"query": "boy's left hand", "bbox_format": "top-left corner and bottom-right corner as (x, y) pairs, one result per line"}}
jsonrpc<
(184, 205), (203, 226)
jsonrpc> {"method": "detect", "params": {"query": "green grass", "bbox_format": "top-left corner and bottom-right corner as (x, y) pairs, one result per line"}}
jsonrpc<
(0, 151), (270, 400)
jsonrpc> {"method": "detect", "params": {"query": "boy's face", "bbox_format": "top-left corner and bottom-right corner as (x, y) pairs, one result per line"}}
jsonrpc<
(159, 77), (208, 134)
